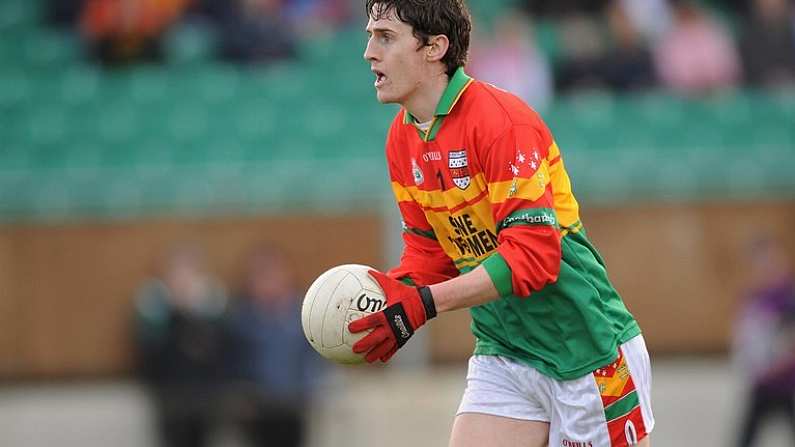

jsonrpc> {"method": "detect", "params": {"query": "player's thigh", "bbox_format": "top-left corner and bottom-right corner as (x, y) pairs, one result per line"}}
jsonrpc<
(449, 412), (549, 447)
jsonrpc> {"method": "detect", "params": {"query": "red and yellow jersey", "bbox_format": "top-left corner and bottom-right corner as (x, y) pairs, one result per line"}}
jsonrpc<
(384, 68), (639, 380)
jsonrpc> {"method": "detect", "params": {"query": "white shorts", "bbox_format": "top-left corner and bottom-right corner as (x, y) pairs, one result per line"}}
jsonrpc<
(457, 335), (654, 447)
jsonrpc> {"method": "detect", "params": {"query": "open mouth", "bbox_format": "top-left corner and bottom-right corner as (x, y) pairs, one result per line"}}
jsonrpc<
(373, 69), (387, 88)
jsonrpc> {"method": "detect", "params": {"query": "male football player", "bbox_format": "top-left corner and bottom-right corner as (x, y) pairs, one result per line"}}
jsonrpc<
(349, 1), (654, 446)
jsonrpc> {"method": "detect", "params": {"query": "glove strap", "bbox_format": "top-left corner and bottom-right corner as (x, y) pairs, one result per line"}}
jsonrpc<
(384, 303), (414, 348)
(418, 286), (437, 320)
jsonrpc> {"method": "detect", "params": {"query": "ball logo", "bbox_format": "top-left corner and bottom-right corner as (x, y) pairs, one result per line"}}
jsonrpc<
(356, 293), (385, 313)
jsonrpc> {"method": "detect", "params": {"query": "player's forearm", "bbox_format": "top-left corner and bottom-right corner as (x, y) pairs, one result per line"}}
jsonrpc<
(428, 266), (499, 313)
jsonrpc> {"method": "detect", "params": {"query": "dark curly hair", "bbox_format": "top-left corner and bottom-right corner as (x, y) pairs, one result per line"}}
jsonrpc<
(365, 0), (472, 77)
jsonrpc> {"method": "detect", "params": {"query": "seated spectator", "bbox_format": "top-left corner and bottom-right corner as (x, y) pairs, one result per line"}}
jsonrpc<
(281, 0), (354, 39)
(469, 9), (554, 111)
(652, 0), (741, 94)
(740, 0), (795, 88)
(556, 2), (655, 93)
(222, 245), (324, 447)
(617, 0), (672, 43)
(80, 0), (192, 66)
(133, 242), (228, 447)
(216, 0), (297, 65)
(522, 0), (610, 18)
(599, 0), (657, 91)
(554, 13), (610, 91)
(47, 0), (84, 28)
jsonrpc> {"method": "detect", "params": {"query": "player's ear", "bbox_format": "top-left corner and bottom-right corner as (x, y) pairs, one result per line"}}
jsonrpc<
(425, 34), (449, 63)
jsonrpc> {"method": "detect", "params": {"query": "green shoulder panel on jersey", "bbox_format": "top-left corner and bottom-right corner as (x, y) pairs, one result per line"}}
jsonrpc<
(470, 229), (641, 380)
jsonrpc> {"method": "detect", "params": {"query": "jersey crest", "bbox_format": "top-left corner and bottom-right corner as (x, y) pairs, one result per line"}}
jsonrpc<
(448, 150), (470, 190)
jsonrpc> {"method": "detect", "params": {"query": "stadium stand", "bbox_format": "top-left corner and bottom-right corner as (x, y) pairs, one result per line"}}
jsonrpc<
(0, 0), (793, 221)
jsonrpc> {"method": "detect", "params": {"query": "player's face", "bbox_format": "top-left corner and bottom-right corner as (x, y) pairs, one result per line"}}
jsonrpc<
(364, 9), (427, 105)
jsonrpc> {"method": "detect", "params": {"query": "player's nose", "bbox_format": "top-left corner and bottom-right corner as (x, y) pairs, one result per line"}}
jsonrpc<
(363, 39), (378, 62)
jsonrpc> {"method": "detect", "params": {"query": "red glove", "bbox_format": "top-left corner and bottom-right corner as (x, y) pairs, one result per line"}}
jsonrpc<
(348, 270), (437, 363)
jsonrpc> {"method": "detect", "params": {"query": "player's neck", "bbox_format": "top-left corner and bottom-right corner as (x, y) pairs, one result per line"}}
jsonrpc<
(403, 70), (449, 123)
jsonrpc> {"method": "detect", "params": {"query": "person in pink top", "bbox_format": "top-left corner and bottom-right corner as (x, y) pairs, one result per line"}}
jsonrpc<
(653, 0), (741, 94)
(468, 9), (553, 111)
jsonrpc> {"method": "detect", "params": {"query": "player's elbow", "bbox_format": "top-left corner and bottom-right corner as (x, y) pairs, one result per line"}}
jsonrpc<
(496, 227), (562, 297)
(511, 254), (560, 298)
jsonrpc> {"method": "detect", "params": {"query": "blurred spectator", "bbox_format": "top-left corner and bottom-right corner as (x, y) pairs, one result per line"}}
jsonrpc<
(653, 0), (742, 94)
(556, 2), (655, 92)
(222, 245), (323, 447)
(723, 0), (760, 16)
(600, 0), (657, 90)
(554, 13), (609, 91)
(469, 10), (554, 111)
(617, 0), (673, 43)
(731, 236), (795, 447)
(80, 0), (192, 66)
(134, 243), (228, 447)
(739, 0), (795, 88)
(189, 0), (230, 22)
(47, 0), (84, 28)
(216, 0), (297, 65)
(523, 0), (610, 17)
(281, 0), (354, 39)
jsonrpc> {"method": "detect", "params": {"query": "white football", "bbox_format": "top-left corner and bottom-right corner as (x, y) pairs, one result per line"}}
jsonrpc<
(301, 264), (386, 364)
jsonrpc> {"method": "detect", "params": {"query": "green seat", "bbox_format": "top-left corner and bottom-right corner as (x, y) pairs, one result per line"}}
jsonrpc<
(0, 142), (33, 170)
(137, 175), (181, 209)
(121, 68), (170, 106)
(0, 176), (36, 218)
(20, 29), (81, 69)
(633, 95), (686, 149)
(59, 140), (104, 171)
(163, 22), (216, 66)
(4, 16), (795, 221)
(186, 64), (243, 107)
(0, 70), (34, 107)
(0, 0), (40, 30)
